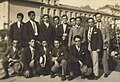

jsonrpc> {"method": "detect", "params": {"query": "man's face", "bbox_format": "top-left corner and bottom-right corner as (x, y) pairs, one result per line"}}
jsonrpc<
(54, 40), (60, 48)
(43, 16), (49, 23)
(95, 14), (102, 22)
(29, 39), (35, 47)
(88, 19), (94, 27)
(74, 38), (81, 47)
(76, 18), (81, 26)
(12, 40), (18, 48)
(17, 16), (23, 22)
(29, 13), (35, 21)
(70, 19), (76, 26)
(54, 18), (59, 25)
(42, 41), (47, 47)
(62, 16), (68, 24)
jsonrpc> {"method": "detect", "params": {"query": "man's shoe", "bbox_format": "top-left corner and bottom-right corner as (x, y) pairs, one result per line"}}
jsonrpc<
(61, 75), (66, 81)
(50, 72), (56, 78)
(94, 76), (99, 80)
(104, 74), (108, 78)
(81, 75), (86, 79)
(0, 74), (9, 79)
(68, 75), (74, 81)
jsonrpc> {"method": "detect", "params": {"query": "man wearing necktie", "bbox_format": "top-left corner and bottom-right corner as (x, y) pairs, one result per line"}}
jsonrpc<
(20, 38), (40, 78)
(68, 35), (92, 80)
(23, 11), (40, 47)
(95, 13), (110, 78)
(86, 18), (103, 80)
(9, 13), (25, 48)
(1, 40), (23, 79)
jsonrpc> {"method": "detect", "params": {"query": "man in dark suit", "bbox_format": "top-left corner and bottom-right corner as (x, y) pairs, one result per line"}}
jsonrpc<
(23, 11), (40, 47)
(53, 16), (60, 39)
(57, 15), (70, 46)
(1, 39), (23, 79)
(68, 35), (92, 81)
(86, 17), (103, 80)
(50, 39), (68, 81)
(39, 14), (56, 46)
(9, 13), (25, 48)
(95, 13), (110, 78)
(20, 38), (40, 78)
(38, 40), (52, 75)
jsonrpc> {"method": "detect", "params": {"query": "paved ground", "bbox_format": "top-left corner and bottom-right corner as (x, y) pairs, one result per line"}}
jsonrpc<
(0, 58), (120, 82)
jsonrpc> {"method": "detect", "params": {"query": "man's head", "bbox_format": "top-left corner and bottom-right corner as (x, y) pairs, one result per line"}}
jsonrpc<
(28, 11), (35, 21)
(53, 16), (60, 25)
(61, 15), (68, 24)
(28, 38), (35, 48)
(42, 40), (48, 47)
(54, 39), (61, 48)
(43, 14), (49, 23)
(87, 17), (95, 27)
(70, 17), (76, 26)
(12, 40), (18, 48)
(75, 17), (82, 26)
(74, 35), (82, 47)
(17, 13), (24, 22)
(95, 13), (102, 22)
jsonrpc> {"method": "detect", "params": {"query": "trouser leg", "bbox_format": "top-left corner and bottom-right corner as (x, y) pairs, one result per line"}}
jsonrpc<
(60, 59), (67, 75)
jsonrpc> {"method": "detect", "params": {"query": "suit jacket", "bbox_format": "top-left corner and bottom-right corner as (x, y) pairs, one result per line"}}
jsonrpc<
(9, 22), (25, 47)
(69, 44), (92, 67)
(39, 22), (56, 45)
(51, 45), (68, 62)
(57, 24), (70, 46)
(20, 47), (40, 72)
(23, 21), (40, 47)
(2, 46), (22, 61)
(86, 26), (103, 51)
(38, 45), (53, 61)
(68, 26), (86, 46)
(95, 21), (110, 48)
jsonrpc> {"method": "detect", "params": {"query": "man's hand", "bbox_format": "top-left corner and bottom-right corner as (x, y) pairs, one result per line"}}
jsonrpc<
(96, 49), (101, 52)
(29, 60), (34, 67)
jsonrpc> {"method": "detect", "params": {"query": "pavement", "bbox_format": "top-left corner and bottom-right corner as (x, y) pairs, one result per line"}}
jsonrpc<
(0, 58), (120, 82)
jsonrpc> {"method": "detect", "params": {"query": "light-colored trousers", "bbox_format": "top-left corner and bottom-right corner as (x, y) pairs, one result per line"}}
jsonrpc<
(90, 51), (99, 76)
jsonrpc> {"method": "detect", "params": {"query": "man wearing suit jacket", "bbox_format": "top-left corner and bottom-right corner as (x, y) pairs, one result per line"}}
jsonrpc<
(50, 39), (68, 81)
(1, 39), (23, 79)
(20, 38), (40, 78)
(86, 18), (103, 80)
(57, 15), (70, 46)
(9, 13), (25, 48)
(95, 13), (109, 78)
(40, 14), (56, 46)
(68, 17), (86, 47)
(23, 11), (40, 47)
(38, 40), (53, 75)
(68, 35), (92, 80)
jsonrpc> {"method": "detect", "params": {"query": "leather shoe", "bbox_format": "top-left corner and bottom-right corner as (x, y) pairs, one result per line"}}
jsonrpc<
(61, 75), (66, 81)
(104, 74), (108, 78)
(81, 75), (86, 79)
(0, 74), (9, 79)
(68, 75), (74, 81)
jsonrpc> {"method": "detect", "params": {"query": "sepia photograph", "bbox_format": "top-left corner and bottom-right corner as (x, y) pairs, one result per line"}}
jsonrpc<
(0, 0), (120, 82)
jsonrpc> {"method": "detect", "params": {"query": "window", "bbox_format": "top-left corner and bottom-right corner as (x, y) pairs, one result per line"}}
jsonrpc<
(47, 8), (50, 14)
(48, 0), (50, 4)
(59, 10), (62, 16)
(70, 12), (73, 18)
(41, 7), (44, 15)
(53, 9), (56, 16)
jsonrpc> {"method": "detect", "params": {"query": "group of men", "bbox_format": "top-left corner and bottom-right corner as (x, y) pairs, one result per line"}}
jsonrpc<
(0, 10), (112, 81)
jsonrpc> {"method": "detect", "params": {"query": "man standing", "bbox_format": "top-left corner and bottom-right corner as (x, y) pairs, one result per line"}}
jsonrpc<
(68, 17), (86, 47)
(53, 16), (60, 39)
(9, 13), (25, 48)
(95, 13), (109, 77)
(86, 18), (103, 79)
(57, 15), (70, 47)
(23, 11), (40, 47)
(40, 14), (56, 46)
(50, 39), (68, 81)
(20, 38), (40, 78)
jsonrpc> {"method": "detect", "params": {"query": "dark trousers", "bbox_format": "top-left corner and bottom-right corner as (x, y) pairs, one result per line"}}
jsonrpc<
(2, 59), (9, 74)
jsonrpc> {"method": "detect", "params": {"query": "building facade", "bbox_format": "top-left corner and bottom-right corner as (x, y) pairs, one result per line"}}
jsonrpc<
(0, 0), (120, 30)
